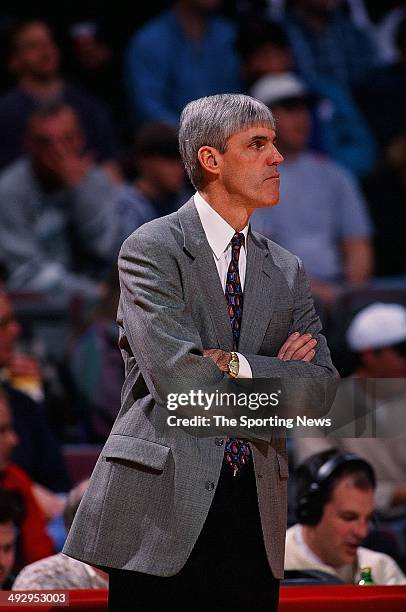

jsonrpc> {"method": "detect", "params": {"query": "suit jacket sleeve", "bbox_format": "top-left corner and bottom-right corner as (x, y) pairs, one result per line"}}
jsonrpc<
(245, 259), (336, 378)
(242, 259), (338, 419)
(118, 230), (225, 408)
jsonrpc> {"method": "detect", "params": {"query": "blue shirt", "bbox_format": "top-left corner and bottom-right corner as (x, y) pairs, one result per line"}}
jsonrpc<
(251, 151), (373, 283)
(307, 77), (376, 178)
(285, 12), (378, 89)
(125, 9), (241, 124)
(116, 184), (157, 245)
(116, 183), (192, 245)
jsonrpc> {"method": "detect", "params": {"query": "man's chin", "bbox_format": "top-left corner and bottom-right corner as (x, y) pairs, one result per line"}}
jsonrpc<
(256, 197), (280, 209)
(342, 548), (358, 564)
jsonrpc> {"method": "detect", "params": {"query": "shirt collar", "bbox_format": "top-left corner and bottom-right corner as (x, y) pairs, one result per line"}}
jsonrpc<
(194, 191), (249, 260)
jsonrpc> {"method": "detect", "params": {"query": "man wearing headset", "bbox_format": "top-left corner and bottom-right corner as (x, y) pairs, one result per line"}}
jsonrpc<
(285, 450), (406, 584)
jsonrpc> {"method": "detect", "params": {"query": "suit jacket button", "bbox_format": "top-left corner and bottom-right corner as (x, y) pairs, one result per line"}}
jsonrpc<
(205, 481), (215, 491)
(215, 438), (224, 446)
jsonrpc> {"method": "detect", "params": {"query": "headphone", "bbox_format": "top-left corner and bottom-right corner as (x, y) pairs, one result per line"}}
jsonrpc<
(295, 452), (376, 526)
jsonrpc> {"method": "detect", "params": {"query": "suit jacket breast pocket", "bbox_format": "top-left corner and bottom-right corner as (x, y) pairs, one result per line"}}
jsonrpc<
(261, 308), (293, 355)
(102, 434), (171, 474)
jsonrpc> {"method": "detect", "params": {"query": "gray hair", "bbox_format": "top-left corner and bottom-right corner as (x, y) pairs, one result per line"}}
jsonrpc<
(179, 94), (275, 189)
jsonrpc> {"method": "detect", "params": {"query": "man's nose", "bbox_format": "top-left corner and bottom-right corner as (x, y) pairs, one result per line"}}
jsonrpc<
(275, 148), (284, 164)
(267, 147), (284, 165)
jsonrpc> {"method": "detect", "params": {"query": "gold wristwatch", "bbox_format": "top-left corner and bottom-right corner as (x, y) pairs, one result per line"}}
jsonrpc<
(228, 352), (239, 378)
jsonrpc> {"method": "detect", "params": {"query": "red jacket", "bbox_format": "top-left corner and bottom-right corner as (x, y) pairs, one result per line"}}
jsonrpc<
(1, 463), (54, 566)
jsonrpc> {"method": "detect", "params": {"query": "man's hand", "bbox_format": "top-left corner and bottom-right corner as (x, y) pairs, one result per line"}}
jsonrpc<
(43, 139), (93, 188)
(32, 483), (66, 520)
(277, 332), (317, 362)
(203, 349), (231, 372)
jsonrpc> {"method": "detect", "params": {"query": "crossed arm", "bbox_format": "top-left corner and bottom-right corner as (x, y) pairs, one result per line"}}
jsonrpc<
(204, 332), (318, 373)
(119, 230), (337, 395)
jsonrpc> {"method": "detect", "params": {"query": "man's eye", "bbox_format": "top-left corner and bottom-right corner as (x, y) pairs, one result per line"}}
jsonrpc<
(251, 141), (264, 150)
(341, 514), (357, 522)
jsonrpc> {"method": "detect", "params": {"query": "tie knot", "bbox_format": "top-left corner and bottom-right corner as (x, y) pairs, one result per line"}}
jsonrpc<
(231, 232), (245, 248)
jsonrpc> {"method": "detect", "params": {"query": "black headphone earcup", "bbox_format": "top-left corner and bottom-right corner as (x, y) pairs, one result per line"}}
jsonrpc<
(296, 482), (323, 525)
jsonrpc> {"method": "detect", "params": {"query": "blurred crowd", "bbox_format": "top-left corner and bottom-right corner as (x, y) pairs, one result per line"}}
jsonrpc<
(0, 0), (405, 592)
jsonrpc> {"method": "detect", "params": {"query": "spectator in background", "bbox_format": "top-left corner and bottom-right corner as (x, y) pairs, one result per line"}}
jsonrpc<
(286, 451), (406, 584)
(69, 269), (123, 442)
(237, 18), (376, 177)
(0, 489), (21, 589)
(0, 19), (121, 180)
(67, 21), (122, 115)
(284, 0), (378, 90)
(363, 133), (406, 277)
(294, 303), (406, 519)
(345, 302), (406, 379)
(0, 291), (70, 497)
(250, 74), (373, 307)
(125, 0), (241, 125)
(356, 17), (406, 148)
(67, 20), (129, 146)
(0, 291), (42, 402)
(117, 122), (189, 244)
(13, 479), (108, 589)
(0, 103), (120, 297)
(0, 388), (53, 567)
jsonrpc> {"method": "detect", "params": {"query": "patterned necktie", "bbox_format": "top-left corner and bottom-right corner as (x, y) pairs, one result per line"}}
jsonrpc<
(223, 232), (251, 476)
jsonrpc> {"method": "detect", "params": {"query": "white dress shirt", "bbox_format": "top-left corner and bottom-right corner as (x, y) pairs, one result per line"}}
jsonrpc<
(194, 191), (252, 378)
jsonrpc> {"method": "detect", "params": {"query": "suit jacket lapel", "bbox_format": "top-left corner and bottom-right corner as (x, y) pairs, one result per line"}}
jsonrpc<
(238, 231), (278, 355)
(178, 199), (233, 350)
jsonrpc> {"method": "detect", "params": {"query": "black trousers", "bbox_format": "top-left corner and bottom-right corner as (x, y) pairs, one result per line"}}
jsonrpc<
(108, 460), (280, 611)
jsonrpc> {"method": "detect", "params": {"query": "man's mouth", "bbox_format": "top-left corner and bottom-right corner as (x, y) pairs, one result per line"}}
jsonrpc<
(344, 542), (359, 553)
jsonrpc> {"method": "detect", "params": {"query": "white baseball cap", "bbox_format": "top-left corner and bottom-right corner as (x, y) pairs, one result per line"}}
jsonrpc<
(250, 73), (309, 107)
(346, 303), (406, 351)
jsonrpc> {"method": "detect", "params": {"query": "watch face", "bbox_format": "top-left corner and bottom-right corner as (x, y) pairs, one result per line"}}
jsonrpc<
(228, 354), (239, 377)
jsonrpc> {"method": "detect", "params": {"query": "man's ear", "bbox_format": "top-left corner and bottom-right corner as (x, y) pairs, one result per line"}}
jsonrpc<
(197, 146), (221, 178)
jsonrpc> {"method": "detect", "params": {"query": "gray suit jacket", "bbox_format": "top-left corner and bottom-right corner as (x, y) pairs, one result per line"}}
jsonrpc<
(63, 198), (338, 579)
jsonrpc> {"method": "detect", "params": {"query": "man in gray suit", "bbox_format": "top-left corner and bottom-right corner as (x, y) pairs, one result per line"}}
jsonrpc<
(64, 94), (338, 610)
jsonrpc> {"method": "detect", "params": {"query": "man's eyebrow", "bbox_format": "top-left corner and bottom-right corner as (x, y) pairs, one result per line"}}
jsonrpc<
(247, 134), (276, 144)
